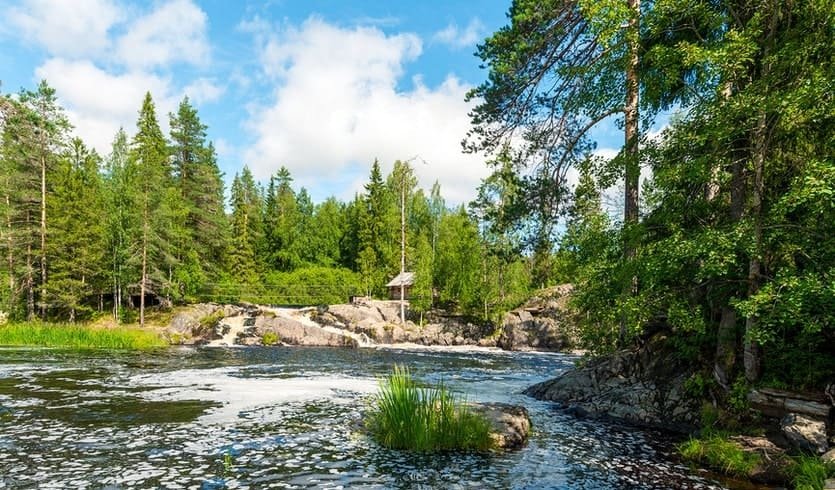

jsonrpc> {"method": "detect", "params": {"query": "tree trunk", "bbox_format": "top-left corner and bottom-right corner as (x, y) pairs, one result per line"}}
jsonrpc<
(40, 152), (47, 319)
(140, 201), (148, 327)
(26, 243), (34, 321)
(744, 110), (767, 383)
(620, 0), (640, 343)
(6, 194), (14, 311)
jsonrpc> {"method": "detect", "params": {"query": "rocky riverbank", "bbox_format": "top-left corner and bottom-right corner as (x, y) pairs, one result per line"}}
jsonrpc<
(161, 286), (578, 351)
(525, 331), (835, 486)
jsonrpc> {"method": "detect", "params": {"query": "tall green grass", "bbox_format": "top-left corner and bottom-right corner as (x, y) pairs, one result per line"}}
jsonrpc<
(0, 322), (167, 349)
(367, 365), (493, 452)
(677, 434), (761, 477)
(791, 455), (834, 490)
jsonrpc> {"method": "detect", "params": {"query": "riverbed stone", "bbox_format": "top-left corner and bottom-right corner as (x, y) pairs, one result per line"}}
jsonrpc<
(780, 413), (829, 454)
(471, 403), (532, 450)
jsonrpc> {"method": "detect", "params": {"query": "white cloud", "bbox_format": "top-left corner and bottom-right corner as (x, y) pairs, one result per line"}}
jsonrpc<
(432, 18), (485, 49)
(116, 0), (210, 69)
(13, 0), (215, 155)
(35, 58), (180, 154)
(7, 0), (124, 58)
(183, 78), (225, 104)
(243, 17), (488, 204)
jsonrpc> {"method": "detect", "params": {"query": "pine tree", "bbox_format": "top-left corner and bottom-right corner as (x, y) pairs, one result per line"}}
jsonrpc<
(127, 92), (174, 326)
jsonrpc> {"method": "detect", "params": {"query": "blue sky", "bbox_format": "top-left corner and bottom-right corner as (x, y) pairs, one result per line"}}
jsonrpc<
(1, 0), (627, 204)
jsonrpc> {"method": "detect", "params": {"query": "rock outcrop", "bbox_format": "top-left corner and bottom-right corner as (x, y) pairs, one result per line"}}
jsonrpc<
(471, 403), (532, 450)
(780, 413), (829, 454)
(165, 303), (247, 344)
(497, 284), (577, 352)
(524, 332), (698, 432)
(254, 313), (358, 348)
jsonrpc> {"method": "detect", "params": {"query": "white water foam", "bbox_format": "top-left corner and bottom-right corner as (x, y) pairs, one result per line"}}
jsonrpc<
(128, 366), (377, 424)
(205, 316), (249, 347)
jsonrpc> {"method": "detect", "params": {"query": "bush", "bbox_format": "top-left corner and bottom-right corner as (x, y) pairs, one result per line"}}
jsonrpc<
(262, 331), (279, 346)
(367, 365), (493, 452)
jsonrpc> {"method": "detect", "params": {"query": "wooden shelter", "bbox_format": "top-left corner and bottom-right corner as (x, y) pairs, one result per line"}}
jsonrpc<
(386, 272), (414, 300)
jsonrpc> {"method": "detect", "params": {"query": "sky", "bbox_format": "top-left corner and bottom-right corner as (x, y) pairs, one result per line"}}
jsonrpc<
(0, 0), (628, 205)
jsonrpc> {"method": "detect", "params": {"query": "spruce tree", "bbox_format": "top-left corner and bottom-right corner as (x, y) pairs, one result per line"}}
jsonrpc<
(47, 138), (106, 321)
(127, 92), (174, 326)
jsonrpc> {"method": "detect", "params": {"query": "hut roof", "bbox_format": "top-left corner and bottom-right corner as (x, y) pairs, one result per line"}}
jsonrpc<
(386, 272), (415, 287)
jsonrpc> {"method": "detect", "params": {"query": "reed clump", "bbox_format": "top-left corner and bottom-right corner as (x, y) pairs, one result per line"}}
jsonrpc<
(367, 365), (493, 452)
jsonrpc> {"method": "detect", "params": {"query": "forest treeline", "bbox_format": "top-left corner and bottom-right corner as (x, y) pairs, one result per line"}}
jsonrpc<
(0, 85), (534, 326)
(468, 0), (834, 389)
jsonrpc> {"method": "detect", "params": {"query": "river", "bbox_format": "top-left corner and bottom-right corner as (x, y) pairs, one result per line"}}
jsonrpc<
(0, 346), (744, 489)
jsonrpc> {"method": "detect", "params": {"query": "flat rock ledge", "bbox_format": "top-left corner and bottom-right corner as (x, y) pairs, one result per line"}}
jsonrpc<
(472, 403), (532, 450)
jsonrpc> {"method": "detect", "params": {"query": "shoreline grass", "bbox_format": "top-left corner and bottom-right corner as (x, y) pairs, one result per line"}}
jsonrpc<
(677, 434), (761, 477)
(0, 322), (167, 349)
(367, 365), (493, 452)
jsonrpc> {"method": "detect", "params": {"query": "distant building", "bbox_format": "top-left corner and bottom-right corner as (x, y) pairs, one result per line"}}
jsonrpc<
(386, 272), (415, 300)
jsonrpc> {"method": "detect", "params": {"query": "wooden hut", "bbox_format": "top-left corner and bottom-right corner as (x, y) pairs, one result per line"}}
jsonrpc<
(386, 272), (415, 300)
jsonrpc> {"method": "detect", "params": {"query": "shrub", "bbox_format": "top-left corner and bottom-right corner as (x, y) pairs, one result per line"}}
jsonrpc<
(367, 365), (493, 452)
(262, 331), (279, 346)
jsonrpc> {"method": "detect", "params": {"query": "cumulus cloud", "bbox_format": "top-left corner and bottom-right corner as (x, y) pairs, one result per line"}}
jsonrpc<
(35, 58), (179, 153)
(10, 0), (215, 155)
(243, 17), (488, 203)
(116, 0), (210, 69)
(183, 78), (225, 104)
(7, 0), (124, 58)
(432, 18), (485, 49)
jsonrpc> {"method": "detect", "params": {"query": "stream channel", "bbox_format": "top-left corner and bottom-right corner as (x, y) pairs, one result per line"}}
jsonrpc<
(0, 346), (756, 489)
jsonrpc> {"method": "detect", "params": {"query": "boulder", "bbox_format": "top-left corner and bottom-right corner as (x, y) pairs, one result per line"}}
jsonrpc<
(471, 403), (532, 450)
(524, 332), (699, 432)
(497, 284), (577, 352)
(255, 315), (358, 348)
(780, 413), (829, 454)
(822, 448), (835, 465)
(166, 303), (246, 344)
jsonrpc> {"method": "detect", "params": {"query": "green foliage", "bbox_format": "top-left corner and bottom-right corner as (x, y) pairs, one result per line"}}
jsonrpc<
(198, 310), (225, 330)
(678, 434), (761, 478)
(790, 455), (834, 490)
(259, 267), (363, 305)
(0, 322), (166, 349)
(367, 365), (493, 452)
(262, 331), (279, 346)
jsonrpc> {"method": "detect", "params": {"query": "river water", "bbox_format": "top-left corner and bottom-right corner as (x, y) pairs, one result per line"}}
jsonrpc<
(0, 346), (742, 489)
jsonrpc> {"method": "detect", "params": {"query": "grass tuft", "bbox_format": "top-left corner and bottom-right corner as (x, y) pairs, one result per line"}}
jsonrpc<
(367, 365), (493, 452)
(678, 434), (761, 477)
(0, 322), (167, 349)
(790, 455), (834, 490)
